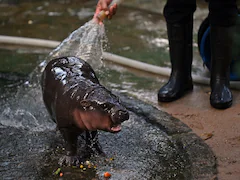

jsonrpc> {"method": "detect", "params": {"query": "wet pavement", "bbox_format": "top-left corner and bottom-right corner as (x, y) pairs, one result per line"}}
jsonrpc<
(0, 88), (217, 179)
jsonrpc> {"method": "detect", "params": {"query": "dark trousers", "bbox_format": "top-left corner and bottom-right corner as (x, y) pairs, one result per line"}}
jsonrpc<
(164, 0), (238, 26)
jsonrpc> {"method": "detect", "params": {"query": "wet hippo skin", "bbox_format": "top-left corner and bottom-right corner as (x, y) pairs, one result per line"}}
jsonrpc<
(41, 56), (129, 166)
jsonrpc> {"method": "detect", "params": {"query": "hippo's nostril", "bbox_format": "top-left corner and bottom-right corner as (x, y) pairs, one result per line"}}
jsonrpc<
(118, 110), (129, 121)
(111, 109), (129, 123)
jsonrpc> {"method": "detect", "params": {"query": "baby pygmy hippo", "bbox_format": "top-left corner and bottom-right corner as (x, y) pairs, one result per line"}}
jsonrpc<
(41, 56), (129, 166)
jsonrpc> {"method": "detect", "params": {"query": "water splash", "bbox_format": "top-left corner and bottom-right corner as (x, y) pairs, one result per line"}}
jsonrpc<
(45, 19), (106, 70)
(0, 107), (55, 132)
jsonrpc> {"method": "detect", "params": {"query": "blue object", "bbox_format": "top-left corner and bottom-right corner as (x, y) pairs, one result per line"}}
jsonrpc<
(199, 26), (240, 81)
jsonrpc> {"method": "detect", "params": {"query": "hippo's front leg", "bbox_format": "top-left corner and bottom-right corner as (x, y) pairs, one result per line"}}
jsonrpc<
(58, 128), (81, 166)
(85, 131), (105, 156)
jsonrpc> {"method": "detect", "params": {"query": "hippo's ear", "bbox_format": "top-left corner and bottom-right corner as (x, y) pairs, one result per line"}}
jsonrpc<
(80, 100), (92, 108)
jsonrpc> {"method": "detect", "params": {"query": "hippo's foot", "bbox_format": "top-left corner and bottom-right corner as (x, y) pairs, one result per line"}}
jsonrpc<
(58, 155), (81, 166)
(85, 141), (105, 155)
(82, 143), (105, 159)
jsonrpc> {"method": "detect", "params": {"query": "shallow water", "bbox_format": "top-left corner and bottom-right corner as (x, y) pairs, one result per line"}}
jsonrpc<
(0, 0), (210, 74)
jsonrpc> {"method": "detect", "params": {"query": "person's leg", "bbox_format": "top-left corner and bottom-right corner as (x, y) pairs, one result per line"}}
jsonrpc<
(158, 0), (196, 102)
(209, 0), (238, 109)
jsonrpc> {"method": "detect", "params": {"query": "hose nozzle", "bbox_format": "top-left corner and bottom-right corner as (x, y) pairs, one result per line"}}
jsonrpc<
(97, 10), (108, 22)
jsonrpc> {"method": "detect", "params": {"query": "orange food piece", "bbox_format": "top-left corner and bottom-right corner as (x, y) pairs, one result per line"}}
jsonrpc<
(104, 172), (111, 178)
(59, 172), (63, 177)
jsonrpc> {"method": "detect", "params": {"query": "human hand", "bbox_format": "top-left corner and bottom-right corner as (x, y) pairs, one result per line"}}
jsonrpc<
(93, 0), (118, 24)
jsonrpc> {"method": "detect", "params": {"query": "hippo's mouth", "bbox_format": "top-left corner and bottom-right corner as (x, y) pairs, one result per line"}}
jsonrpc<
(110, 124), (122, 132)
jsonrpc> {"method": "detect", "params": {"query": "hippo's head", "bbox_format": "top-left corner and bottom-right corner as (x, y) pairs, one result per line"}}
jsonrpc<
(80, 87), (129, 129)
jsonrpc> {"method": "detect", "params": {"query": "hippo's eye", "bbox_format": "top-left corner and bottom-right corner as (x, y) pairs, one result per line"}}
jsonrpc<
(101, 104), (107, 109)
(100, 103), (113, 111)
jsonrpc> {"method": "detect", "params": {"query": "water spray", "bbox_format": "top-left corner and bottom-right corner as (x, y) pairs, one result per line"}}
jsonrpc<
(97, 0), (124, 21)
